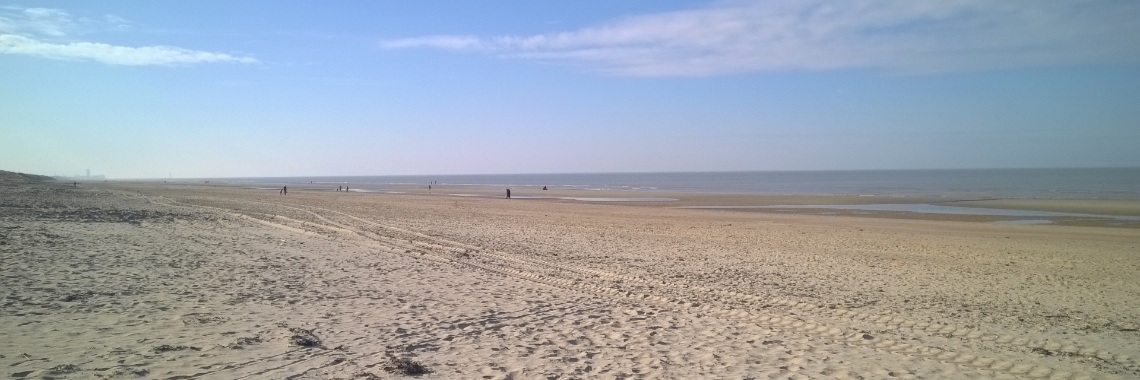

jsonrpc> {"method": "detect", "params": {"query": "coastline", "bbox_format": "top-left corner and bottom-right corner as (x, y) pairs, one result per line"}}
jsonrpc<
(4, 181), (1138, 378)
(185, 167), (1140, 200)
(138, 181), (1140, 228)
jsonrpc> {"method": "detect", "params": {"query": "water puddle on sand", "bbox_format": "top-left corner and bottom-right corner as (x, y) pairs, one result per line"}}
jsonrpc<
(445, 194), (677, 202)
(563, 197), (678, 202)
(679, 204), (1140, 223)
(993, 219), (1054, 225)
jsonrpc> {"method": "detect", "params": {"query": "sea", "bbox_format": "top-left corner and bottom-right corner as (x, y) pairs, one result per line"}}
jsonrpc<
(201, 168), (1140, 200)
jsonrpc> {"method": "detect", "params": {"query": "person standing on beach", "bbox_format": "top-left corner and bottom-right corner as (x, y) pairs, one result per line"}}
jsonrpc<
(506, 188), (511, 199)
(283, 186), (287, 195)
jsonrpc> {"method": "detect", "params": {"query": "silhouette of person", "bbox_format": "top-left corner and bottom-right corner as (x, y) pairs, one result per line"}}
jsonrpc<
(283, 186), (287, 195)
(542, 186), (547, 190)
(506, 188), (511, 199)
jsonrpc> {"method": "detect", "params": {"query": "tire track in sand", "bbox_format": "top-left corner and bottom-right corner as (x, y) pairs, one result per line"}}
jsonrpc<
(263, 200), (1133, 375)
(158, 197), (1120, 379)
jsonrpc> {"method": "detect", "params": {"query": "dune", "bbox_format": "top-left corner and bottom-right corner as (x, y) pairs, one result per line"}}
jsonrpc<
(0, 170), (55, 184)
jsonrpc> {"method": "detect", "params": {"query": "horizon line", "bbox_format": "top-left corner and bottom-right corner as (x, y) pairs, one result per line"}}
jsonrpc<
(81, 165), (1140, 181)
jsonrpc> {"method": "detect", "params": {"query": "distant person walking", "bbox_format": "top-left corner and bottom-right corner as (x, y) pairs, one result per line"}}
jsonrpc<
(506, 188), (511, 199)
(283, 186), (287, 195)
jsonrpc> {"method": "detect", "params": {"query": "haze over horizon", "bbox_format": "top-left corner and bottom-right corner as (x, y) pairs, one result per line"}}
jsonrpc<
(3, 1), (1139, 179)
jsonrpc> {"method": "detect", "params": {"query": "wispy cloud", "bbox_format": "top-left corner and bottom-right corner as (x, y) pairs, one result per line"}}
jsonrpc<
(0, 7), (73, 36)
(0, 6), (256, 66)
(378, 35), (485, 51)
(0, 34), (257, 65)
(379, 0), (1140, 76)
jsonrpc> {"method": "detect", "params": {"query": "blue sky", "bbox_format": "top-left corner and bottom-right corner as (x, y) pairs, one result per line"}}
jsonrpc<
(2, 1), (1139, 178)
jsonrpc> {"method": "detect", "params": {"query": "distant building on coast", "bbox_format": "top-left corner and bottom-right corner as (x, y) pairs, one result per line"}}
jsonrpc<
(54, 169), (106, 181)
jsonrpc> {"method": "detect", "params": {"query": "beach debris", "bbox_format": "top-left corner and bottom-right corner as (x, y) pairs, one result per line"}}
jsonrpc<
(381, 354), (430, 376)
(48, 364), (80, 374)
(152, 345), (202, 353)
(289, 327), (322, 347)
(1031, 347), (1078, 358)
(61, 292), (94, 302)
(381, 347), (430, 376)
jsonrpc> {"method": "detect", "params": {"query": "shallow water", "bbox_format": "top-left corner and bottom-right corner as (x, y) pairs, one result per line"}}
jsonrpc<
(449, 194), (677, 202)
(564, 197), (678, 202)
(680, 204), (1140, 221)
(202, 167), (1140, 199)
(992, 219), (1054, 225)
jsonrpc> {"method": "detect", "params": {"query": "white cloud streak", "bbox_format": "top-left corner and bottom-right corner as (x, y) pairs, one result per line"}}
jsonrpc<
(5, 7), (73, 36)
(379, 0), (1140, 76)
(0, 6), (256, 66)
(0, 34), (257, 65)
(378, 35), (485, 50)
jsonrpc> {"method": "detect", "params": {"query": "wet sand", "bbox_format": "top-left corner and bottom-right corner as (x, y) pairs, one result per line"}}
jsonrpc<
(946, 199), (1140, 217)
(305, 183), (1140, 228)
(2, 181), (1138, 379)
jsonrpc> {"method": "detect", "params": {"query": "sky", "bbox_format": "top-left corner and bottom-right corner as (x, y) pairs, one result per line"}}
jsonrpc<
(2, 0), (1139, 179)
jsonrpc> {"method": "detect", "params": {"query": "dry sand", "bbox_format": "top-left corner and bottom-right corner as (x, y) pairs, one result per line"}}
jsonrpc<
(2, 181), (1138, 379)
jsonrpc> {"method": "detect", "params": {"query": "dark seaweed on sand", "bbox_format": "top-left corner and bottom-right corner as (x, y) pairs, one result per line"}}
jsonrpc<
(48, 364), (80, 374)
(289, 327), (322, 347)
(382, 354), (430, 376)
(151, 345), (201, 353)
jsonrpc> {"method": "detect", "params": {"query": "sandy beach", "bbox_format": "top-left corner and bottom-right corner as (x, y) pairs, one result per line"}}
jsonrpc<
(3, 180), (1138, 379)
